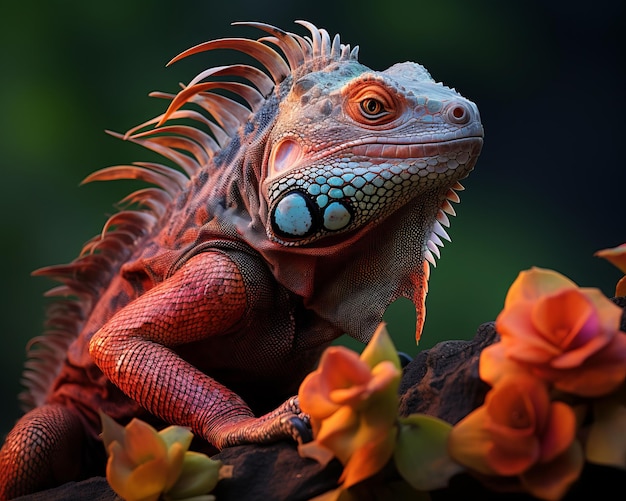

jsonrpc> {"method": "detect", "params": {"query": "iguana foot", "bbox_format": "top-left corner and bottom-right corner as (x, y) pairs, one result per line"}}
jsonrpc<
(208, 396), (312, 449)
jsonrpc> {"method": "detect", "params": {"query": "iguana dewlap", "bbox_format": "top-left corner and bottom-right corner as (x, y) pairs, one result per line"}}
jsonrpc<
(0, 21), (483, 498)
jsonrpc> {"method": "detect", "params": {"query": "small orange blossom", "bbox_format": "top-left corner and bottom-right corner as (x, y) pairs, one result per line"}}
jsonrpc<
(481, 267), (626, 397)
(100, 412), (224, 501)
(448, 373), (583, 500)
(298, 324), (402, 488)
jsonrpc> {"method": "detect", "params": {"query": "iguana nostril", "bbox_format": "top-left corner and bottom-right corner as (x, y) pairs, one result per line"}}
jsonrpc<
(445, 103), (471, 125)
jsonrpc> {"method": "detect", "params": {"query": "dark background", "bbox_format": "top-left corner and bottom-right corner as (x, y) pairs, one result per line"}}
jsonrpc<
(1, 0), (623, 437)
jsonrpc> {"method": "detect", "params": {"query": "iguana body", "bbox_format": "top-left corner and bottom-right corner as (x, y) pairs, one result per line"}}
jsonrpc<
(0, 21), (483, 498)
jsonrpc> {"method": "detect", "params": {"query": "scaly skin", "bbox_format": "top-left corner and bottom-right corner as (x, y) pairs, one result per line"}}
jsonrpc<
(0, 21), (483, 498)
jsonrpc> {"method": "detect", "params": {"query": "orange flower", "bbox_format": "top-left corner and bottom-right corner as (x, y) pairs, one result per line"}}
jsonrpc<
(448, 374), (583, 500)
(100, 412), (224, 501)
(481, 267), (626, 397)
(595, 243), (626, 296)
(298, 324), (401, 488)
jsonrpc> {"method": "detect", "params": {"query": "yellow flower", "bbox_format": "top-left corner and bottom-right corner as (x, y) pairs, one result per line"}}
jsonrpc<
(596, 243), (626, 296)
(100, 412), (223, 501)
(298, 324), (401, 488)
(481, 267), (626, 397)
(448, 374), (583, 500)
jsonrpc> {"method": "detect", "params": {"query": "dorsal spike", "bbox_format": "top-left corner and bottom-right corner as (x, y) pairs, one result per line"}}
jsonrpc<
(234, 22), (305, 70)
(441, 199), (457, 216)
(446, 188), (461, 204)
(108, 130), (200, 177)
(157, 81), (262, 127)
(82, 165), (183, 196)
(118, 187), (171, 218)
(295, 20), (326, 61)
(186, 64), (275, 96)
(167, 38), (290, 84)
(124, 132), (209, 172)
(131, 108), (230, 149)
(131, 125), (218, 162)
(187, 92), (248, 138)
(330, 33), (341, 60)
(319, 29), (332, 58)
(101, 210), (157, 237)
(132, 162), (190, 189)
(291, 33), (313, 60)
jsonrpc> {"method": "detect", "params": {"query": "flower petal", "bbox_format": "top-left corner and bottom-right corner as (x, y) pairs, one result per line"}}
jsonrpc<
(538, 402), (577, 463)
(107, 441), (166, 501)
(479, 343), (527, 386)
(124, 418), (168, 466)
(100, 411), (127, 452)
(595, 243), (626, 274)
(299, 347), (371, 420)
(586, 396), (626, 469)
(314, 405), (360, 464)
(339, 427), (396, 488)
(504, 268), (576, 309)
(521, 441), (584, 501)
(530, 289), (598, 350)
(360, 323), (401, 371)
(125, 457), (170, 501)
(543, 334), (626, 397)
(497, 303), (562, 363)
(448, 407), (497, 476)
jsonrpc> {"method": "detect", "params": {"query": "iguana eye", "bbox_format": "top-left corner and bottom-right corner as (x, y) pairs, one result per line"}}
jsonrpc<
(346, 84), (398, 126)
(360, 98), (385, 117)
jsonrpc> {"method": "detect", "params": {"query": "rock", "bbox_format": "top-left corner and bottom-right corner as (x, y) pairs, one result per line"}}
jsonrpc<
(13, 311), (626, 500)
(399, 322), (496, 423)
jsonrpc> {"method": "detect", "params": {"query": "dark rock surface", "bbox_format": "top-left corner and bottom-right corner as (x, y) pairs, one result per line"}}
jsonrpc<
(14, 311), (626, 500)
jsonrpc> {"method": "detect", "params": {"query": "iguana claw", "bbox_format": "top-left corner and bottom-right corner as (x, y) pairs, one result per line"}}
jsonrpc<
(208, 395), (312, 449)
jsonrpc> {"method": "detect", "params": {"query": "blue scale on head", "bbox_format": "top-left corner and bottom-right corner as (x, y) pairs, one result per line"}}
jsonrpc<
(341, 172), (355, 182)
(316, 194), (329, 208)
(323, 201), (352, 231)
(272, 192), (314, 237)
(328, 188), (344, 199)
(328, 176), (343, 187)
(307, 184), (321, 196)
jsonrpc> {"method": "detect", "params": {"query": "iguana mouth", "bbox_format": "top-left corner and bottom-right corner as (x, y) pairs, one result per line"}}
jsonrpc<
(304, 125), (484, 163)
(348, 136), (483, 162)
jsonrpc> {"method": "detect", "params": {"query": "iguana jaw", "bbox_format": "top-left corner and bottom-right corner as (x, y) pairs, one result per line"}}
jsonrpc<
(264, 135), (482, 246)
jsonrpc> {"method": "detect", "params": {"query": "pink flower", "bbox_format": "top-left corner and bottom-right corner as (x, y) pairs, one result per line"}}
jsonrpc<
(481, 267), (626, 397)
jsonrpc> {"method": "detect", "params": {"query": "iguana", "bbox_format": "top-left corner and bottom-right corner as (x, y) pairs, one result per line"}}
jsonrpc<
(0, 21), (483, 498)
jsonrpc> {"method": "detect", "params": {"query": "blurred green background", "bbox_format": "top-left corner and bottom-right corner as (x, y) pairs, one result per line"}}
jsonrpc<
(1, 0), (623, 437)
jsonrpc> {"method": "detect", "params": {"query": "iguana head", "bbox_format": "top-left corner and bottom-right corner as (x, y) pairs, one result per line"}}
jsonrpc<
(265, 60), (482, 246)
(115, 21), (483, 344)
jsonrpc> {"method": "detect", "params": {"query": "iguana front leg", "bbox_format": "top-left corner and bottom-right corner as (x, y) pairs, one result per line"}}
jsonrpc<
(89, 251), (307, 448)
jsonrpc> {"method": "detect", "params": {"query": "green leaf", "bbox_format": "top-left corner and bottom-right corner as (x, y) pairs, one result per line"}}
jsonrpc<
(164, 452), (222, 500)
(159, 425), (194, 453)
(393, 414), (463, 491)
(360, 323), (401, 371)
